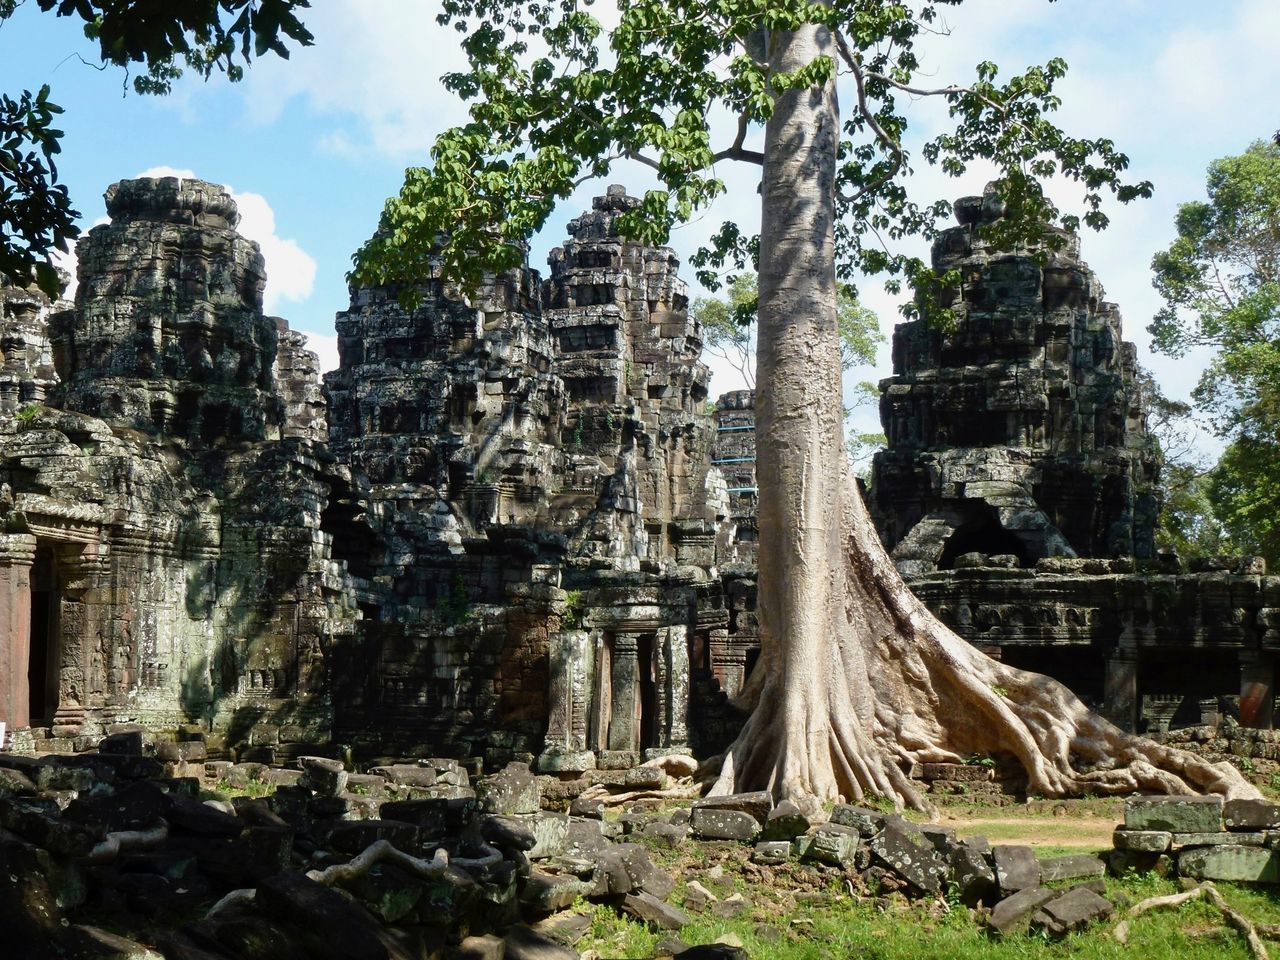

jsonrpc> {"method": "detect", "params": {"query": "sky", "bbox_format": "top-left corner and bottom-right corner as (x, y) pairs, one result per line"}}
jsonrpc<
(1, 0), (1277, 456)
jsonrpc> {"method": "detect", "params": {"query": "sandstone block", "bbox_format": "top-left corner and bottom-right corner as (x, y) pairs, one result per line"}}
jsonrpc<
(1179, 845), (1280, 883)
(992, 844), (1041, 893)
(1112, 829), (1171, 853)
(1125, 795), (1223, 833)
(1225, 799), (1280, 831)
(690, 807), (760, 843)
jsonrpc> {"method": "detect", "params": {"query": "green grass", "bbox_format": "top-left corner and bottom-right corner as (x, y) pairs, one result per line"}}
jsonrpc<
(576, 850), (1280, 960)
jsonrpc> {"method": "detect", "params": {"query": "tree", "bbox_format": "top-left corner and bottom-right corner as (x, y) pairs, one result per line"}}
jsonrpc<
(692, 273), (880, 390)
(354, 1), (1253, 809)
(0, 0), (313, 295)
(1139, 369), (1233, 560)
(1149, 140), (1280, 569)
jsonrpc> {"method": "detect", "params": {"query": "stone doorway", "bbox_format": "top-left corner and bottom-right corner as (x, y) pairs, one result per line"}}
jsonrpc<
(27, 543), (60, 725)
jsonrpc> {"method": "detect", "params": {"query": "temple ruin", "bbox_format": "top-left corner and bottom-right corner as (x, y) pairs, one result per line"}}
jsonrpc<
(0, 176), (1275, 769)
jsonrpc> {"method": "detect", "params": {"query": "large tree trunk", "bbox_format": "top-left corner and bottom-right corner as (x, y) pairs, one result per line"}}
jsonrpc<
(710, 19), (1256, 813)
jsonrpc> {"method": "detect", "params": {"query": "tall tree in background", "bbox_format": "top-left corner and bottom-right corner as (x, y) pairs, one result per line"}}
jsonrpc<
(1149, 140), (1280, 568)
(356, 0), (1252, 808)
(0, 0), (313, 294)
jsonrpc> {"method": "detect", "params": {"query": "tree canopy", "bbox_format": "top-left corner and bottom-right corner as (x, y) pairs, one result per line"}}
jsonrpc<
(351, 0), (1151, 304)
(1149, 140), (1280, 567)
(0, 0), (313, 295)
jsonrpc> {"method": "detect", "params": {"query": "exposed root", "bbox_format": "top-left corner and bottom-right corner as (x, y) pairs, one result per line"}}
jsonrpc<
(1126, 881), (1269, 960)
(306, 839), (450, 886)
(709, 459), (1259, 813)
(87, 820), (169, 864)
(207, 888), (256, 918)
(578, 780), (700, 807)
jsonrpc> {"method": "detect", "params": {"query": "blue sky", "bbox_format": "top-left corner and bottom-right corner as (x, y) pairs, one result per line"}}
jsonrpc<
(1, 0), (1277, 456)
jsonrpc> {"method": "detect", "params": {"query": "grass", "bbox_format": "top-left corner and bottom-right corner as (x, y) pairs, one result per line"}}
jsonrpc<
(577, 870), (1280, 960)
(575, 815), (1280, 960)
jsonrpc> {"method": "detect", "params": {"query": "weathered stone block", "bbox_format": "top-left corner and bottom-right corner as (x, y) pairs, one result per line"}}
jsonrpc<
(621, 891), (690, 931)
(1225, 799), (1280, 831)
(1179, 845), (1280, 883)
(1032, 887), (1114, 938)
(1174, 831), (1266, 848)
(752, 840), (791, 865)
(991, 845), (1041, 893)
(1125, 795), (1223, 833)
(1038, 854), (1106, 883)
(988, 887), (1058, 936)
(804, 824), (862, 868)
(476, 764), (540, 816)
(1113, 829), (1171, 853)
(692, 791), (772, 824)
(762, 800), (810, 841)
(870, 820), (946, 895)
(690, 807), (760, 843)
(828, 804), (887, 838)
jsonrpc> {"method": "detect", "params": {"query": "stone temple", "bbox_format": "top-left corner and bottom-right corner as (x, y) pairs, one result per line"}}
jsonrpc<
(0, 176), (1277, 770)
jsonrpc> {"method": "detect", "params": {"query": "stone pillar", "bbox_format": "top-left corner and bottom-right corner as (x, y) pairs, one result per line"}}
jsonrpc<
(51, 543), (104, 737)
(537, 629), (596, 772)
(1240, 653), (1275, 730)
(1102, 653), (1138, 733)
(654, 625), (690, 755)
(607, 633), (639, 753)
(0, 535), (36, 730)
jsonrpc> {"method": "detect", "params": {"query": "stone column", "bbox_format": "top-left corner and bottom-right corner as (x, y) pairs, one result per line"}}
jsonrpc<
(607, 633), (639, 753)
(0, 535), (36, 730)
(1240, 653), (1275, 729)
(658, 625), (690, 753)
(51, 543), (105, 737)
(537, 629), (596, 772)
(1102, 653), (1139, 733)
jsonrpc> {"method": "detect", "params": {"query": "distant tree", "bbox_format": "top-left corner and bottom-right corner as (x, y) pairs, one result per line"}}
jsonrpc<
(1139, 369), (1232, 559)
(691, 273), (881, 389)
(1148, 140), (1280, 567)
(0, 0), (313, 295)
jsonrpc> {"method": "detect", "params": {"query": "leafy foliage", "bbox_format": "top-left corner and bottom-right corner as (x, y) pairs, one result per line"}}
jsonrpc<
(351, 0), (1151, 309)
(0, 1), (314, 292)
(1149, 140), (1280, 440)
(0, 85), (76, 296)
(1148, 141), (1280, 566)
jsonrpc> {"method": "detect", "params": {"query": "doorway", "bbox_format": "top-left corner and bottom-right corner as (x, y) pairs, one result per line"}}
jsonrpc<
(27, 545), (59, 726)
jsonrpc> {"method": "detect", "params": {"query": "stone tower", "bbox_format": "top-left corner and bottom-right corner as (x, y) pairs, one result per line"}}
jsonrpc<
(50, 177), (282, 443)
(870, 187), (1160, 577)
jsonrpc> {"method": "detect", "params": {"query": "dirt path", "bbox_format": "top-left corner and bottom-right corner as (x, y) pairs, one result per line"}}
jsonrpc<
(932, 812), (1119, 851)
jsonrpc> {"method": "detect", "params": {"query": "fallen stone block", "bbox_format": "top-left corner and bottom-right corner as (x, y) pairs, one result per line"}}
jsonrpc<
(640, 821), (689, 848)
(762, 800), (810, 841)
(520, 870), (594, 915)
(948, 838), (998, 907)
(1178, 844), (1280, 883)
(1031, 886), (1114, 938)
(805, 823), (862, 869)
(690, 807), (760, 843)
(1112, 829), (1171, 853)
(691, 791), (772, 824)
(870, 820), (946, 895)
(1225, 798), (1280, 831)
(165, 794), (245, 839)
(1174, 831), (1266, 848)
(988, 886), (1058, 936)
(991, 845), (1041, 893)
(1106, 849), (1174, 877)
(621, 891), (691, 931)
(477, 764), (540, 816)
(1125, 795), (1223, 833)
(255, 871), (392, 960)
(828, 805), (887, 838)
(1038, 854), (1106, 883)
(503, 924), (578, 960)
(380, 798), (449, 837)
(370, 764), (438, 788)
(298, 756), (348, 797)
(752, 840), (791, 865)
(530, 912), (592, 947)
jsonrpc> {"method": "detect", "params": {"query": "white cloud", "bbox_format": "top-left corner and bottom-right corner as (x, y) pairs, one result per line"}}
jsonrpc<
(232, 0), (473, 160)
(303, 333), (341, 374)
(135, 166), (317, 315)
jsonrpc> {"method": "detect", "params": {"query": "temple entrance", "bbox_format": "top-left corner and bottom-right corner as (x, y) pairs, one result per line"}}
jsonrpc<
(938, 504), (1035, 569)
(637, 633), (657, 753)
(28, 544), (59, 726)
